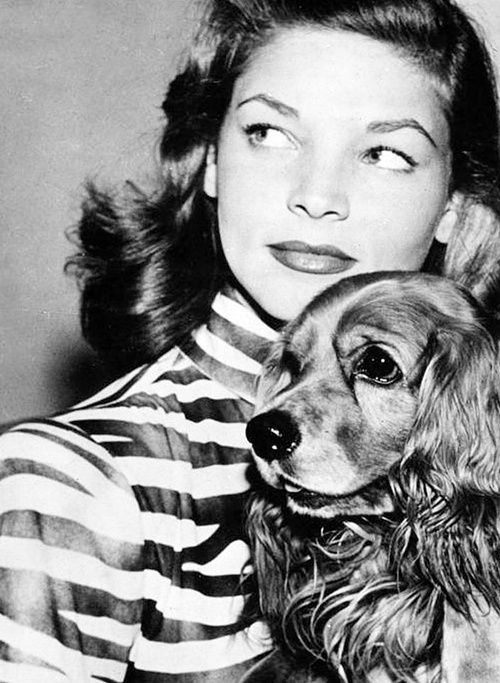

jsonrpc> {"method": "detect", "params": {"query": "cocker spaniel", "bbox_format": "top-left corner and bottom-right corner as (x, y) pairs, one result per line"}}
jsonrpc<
(242, 272), (500, 683)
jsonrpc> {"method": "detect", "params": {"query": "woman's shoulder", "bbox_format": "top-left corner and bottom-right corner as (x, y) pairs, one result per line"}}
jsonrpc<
(1, 342), (252, 472)
(0, 349), (184, 479)
(57, 344), (251, 442)
(0, 342), (254, 520)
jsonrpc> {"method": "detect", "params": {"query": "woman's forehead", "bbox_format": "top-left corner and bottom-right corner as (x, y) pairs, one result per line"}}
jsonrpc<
(232, 27), (449, 142)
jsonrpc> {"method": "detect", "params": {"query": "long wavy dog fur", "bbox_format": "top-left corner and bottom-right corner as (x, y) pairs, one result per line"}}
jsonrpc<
(243, 272), (500, 683)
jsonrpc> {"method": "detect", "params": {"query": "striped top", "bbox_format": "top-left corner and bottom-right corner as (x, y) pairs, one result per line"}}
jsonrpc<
(0, 290), (277, 682)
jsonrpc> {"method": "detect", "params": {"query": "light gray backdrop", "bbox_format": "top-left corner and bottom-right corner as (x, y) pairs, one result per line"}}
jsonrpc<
(1, 0), (499, 424)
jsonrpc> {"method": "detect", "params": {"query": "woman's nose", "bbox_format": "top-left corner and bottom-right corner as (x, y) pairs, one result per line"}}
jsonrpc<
(287, 156), (350, 221)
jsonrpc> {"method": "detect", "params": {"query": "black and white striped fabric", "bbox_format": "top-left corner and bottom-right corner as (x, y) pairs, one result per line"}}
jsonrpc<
(0, 289), (277, 681)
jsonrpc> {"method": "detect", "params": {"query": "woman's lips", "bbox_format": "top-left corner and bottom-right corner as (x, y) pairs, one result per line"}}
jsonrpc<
(269, 241), (357, 275)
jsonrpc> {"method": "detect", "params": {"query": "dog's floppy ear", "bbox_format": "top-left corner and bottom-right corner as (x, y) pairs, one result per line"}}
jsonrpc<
(392, 318), (500, 614)
(245, 490), (312, 634)
(409, 320), (500, 499)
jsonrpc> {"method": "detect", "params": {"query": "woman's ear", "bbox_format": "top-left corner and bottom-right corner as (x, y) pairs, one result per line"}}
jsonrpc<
(443, 198), (500, 305)
(204, 145), (217, 198)
(434, 192), (464, 244)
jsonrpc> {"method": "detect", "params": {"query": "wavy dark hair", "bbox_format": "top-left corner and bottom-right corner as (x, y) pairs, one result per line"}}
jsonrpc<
(69, 0), (500, 371)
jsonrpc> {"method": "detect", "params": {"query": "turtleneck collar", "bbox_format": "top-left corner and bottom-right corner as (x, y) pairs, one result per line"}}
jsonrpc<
(179, 288), (279, 405)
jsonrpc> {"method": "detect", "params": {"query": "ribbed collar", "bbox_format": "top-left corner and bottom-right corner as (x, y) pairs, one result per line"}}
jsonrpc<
(179, 289), (278, 405)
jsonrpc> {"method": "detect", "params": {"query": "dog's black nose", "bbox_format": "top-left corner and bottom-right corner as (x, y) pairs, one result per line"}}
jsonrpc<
(246, 410), (301, 461)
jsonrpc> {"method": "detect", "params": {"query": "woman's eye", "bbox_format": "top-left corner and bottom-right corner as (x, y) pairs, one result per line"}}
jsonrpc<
(353, 346), (402, 385)
(363, 146), (416, 171)
(244, 124), (295, 149)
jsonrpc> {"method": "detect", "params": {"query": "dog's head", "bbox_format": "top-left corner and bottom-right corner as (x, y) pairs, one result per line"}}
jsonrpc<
(246, 271), (500, 519)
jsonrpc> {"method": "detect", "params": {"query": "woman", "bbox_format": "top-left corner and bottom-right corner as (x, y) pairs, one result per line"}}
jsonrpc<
(0, 0), (499, 680)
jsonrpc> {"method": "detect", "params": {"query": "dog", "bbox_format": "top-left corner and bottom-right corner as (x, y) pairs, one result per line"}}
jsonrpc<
(242, 271), (500, 683)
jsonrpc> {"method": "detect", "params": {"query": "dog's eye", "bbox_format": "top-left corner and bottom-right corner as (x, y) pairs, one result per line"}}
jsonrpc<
(282, 350), (302, 377)
(354, 346), (402, 385)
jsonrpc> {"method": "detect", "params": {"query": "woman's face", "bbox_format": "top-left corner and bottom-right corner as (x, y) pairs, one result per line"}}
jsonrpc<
(205, 28), (457, 321)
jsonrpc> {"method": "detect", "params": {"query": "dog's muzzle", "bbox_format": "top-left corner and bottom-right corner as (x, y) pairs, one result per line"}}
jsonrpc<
(246, 410), (301, 461)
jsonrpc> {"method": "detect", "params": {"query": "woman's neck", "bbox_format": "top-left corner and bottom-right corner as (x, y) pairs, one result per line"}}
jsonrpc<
(224, 275), (286, 332)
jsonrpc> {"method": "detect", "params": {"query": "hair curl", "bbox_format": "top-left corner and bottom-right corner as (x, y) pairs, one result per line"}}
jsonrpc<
(68, 0), (500, 371)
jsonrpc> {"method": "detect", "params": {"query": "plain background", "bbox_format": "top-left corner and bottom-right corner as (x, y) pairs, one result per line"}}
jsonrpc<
(1, 0), (500, 425)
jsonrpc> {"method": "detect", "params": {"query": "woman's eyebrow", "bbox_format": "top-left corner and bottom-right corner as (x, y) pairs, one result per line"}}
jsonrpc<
(237, 93), (299, 118)
(235, 98), (437, 148)
(367, 119), (437, 147)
